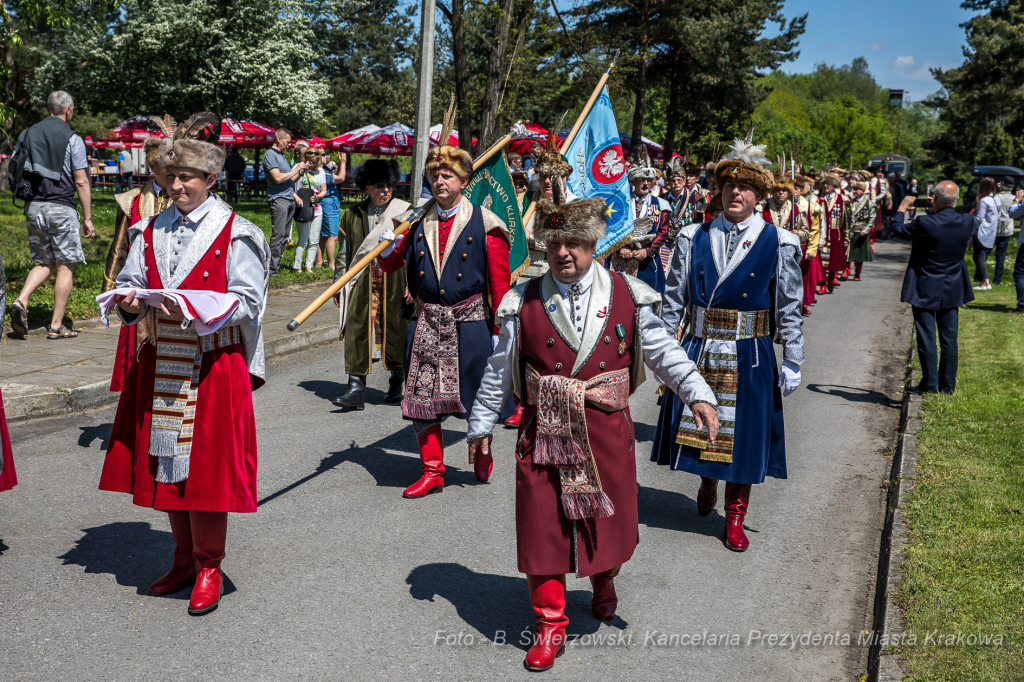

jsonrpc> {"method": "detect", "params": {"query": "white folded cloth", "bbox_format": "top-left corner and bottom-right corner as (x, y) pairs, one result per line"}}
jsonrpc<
(97, 288), (239, 336)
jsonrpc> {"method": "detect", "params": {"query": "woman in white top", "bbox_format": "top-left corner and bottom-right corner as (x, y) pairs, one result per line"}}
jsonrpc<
(293, 147), (327, 273)
(973, 176), (999, 290)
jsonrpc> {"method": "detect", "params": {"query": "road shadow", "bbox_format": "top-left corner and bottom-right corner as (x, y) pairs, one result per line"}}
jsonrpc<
(406, 563), (626, 649)
(58, 521), (236, 598)
(78, 423), (112, 450)
(806, 383), (900, 408)
(297, 379), (397, 407)
(633, 421), (658, 443)
(257, 426), (478, 506)
(0, 539), (9, 555)
(637, 484), (732, 541)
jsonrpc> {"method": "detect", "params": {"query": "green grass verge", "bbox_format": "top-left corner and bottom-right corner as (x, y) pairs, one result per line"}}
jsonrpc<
(0, 191), (361, 327)
(896, 238), (1024, 680)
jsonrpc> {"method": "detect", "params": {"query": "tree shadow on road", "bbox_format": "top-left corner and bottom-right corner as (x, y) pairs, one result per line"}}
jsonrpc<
(805, 383), (900, 408)
(406, 563), (627, 650)
(78, 423), (112, 450)
(257, 427), (480, 506)
(58, 521), (237, 598)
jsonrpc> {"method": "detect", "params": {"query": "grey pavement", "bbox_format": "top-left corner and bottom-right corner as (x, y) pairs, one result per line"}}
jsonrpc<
(0, 283), (341, 421)
(0, 242), (912, 680)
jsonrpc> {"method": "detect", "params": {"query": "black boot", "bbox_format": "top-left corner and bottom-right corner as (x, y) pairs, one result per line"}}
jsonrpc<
(383, 372), (404, 403)
(332, 375), (366, 410)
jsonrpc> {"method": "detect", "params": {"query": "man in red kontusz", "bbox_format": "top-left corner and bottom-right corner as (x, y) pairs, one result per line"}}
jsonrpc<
(100, 113), (270, 616)
(376, 139), (512, 497)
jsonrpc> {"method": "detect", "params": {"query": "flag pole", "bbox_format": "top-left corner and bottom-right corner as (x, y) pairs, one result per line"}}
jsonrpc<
(522, 55), (618, 235)
(286, 123), (523, 332)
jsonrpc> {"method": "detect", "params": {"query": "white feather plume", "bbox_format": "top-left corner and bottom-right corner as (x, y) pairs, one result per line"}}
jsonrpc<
(725, 125), (770, 167)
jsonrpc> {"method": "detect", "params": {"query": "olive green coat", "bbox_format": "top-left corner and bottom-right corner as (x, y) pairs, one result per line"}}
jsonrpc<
(335, 199), (413, 376)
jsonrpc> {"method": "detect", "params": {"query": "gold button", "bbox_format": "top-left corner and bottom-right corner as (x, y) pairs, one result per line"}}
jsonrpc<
(555, 362), (562, 371)
(420, 250), (425, 256)
(419, 270), (425, 277)
(457, 273), (462, 280)
(417, 233), (423, 240)
(467, 237), (473, 244)
(462, 253), (467, 261)
(440, 289), (445, 295)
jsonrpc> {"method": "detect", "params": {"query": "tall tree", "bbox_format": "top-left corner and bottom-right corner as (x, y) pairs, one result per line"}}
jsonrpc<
(477, 0), (518, 148)
(30, 0), (327, 130)
(437, 0), (474, 151)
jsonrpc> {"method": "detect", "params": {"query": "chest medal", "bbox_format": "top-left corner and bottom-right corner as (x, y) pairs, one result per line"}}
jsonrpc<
(615, 323), (626, 356)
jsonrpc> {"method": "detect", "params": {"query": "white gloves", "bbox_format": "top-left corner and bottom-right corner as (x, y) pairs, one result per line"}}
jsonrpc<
(778, 360), (801, 397)
(379, 230), (400, 259)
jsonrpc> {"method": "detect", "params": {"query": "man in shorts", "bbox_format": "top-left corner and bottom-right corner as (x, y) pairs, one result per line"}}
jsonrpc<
(9, 90), (95, 339)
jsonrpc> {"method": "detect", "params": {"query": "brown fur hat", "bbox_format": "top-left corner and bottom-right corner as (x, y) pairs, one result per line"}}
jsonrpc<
(534, 121), (571, 178)
(160, 112), (224, 175)
(145, 115), (176, 167)
(713, 126), (774, 198)
(772, 174), (796, 195)
(819, 171), (842, 189)
(533, 197), (608, 247)
(426, 145), (474, 181)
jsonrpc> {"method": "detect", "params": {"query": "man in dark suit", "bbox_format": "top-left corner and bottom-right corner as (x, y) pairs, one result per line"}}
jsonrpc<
(891, 181), (975, 394)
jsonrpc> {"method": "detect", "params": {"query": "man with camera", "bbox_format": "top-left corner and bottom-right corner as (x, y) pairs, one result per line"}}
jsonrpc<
(891, 182), (974, 394)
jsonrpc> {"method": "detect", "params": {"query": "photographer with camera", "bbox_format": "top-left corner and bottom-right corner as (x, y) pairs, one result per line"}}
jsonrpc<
(891, 182), (975, 394)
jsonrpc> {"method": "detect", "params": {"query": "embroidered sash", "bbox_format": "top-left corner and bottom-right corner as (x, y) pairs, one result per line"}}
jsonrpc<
(149, 314), (239, 483)
(525, 363), (630, 520)
(676, 306), (770, 464)
(402, 293), (487, 419)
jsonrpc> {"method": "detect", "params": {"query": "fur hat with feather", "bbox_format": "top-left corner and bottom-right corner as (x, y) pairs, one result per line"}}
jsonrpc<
(534, 113), (571, 179)
(425, 95), (474, 181)
(713, 125), (775, 198)
(627, 142), (657, 181)
(533, 197), (608, 247)
(160, 112), (224, 175)
(144, 114), (175, 167)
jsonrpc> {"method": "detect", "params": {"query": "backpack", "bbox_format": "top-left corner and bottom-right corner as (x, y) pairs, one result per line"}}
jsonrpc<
(7, 131), (33, 208)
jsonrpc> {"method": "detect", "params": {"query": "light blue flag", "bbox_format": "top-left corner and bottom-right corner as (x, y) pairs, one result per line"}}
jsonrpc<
(563, 86), (634, 259)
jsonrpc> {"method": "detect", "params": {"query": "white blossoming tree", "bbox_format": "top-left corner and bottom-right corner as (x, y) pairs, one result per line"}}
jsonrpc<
(30, 0), (327, 130)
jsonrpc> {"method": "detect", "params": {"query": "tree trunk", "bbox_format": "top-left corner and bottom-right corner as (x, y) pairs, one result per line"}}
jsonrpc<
(450, 0), (474, 153)
(478, 0), (516, 148)
(630, 37), (648, 156)
(662, 51), (681, 162)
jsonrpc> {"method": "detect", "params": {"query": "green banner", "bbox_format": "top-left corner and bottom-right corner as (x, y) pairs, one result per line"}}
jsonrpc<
(464, 151), (530, 282)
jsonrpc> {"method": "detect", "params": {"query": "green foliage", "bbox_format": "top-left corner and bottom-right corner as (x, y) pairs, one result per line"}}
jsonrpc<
(748, 59), (943, 176)
(928, 0), (1024, 179)
(29, 0), (328, 131)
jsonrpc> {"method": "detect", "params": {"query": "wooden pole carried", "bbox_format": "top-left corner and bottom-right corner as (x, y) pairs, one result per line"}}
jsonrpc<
(286, 124), (522, 331)
(521, 57), (617, 236)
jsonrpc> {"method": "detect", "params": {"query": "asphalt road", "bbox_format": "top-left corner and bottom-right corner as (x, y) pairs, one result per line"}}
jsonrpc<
(0, 241), (912, 681)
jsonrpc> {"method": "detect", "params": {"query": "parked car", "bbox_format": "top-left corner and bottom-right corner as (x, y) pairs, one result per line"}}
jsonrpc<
(962, 165), (1024, 213)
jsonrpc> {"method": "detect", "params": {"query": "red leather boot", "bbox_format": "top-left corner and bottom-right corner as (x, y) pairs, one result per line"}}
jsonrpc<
(696, 477), (719, 516)
(589, 565), (621, 620)
(504, 403), (524, 428)
(723, 483), (752, 552)
(403, 424), (445, 498)
(188, 511), (227, 615)
(801, 304), (811, 316)
(149, 510), (197, 595)
(474, 445), (493, 483)
(525, 574), (569, 671)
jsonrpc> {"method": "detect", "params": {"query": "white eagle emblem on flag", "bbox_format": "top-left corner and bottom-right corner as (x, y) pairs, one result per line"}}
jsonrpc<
(597, 149), (624, 179)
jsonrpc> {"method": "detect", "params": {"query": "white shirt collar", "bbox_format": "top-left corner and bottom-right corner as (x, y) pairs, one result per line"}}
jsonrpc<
(437, 199), (463, 221)
(552, 263), (595, 297)
(724, 211), (757, 232)
(173, 193), (216, 225)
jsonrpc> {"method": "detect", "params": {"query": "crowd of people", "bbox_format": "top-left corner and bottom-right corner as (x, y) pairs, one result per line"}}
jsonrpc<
(0, 90), (1012, 675)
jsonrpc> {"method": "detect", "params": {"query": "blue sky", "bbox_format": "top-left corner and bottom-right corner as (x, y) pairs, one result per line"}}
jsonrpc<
(777, 0), (977, 99)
